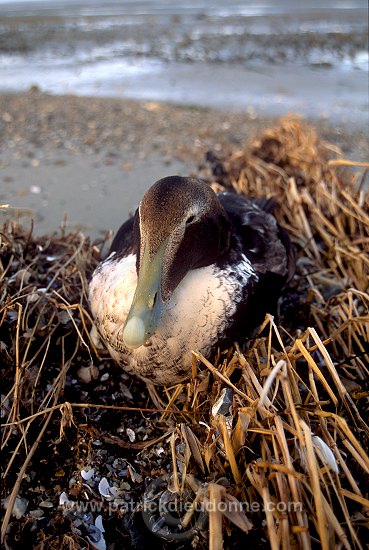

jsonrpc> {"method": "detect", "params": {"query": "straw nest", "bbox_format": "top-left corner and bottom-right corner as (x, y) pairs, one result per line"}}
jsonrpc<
(1, 116), (368, 549)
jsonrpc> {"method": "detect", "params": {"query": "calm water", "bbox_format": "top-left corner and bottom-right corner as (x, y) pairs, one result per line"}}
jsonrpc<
(0, 0), (368, 123)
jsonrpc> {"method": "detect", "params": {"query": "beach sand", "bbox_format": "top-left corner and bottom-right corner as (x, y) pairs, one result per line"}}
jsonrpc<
(1, 91), (368, 239)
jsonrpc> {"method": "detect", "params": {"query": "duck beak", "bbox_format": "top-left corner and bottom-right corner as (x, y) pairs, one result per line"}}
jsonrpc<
(122, 240), (167, 349)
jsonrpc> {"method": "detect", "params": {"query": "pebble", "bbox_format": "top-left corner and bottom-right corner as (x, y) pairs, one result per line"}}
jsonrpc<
(29, 185), (41, 194)
(77, 364), (99, 383)
(0, 93), (366, 168)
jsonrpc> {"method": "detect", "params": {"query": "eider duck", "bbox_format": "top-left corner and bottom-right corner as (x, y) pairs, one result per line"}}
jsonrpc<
(89, 176), (294, 385)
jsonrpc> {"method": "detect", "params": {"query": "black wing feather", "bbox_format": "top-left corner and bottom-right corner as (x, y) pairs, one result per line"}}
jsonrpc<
(110, 213), (136, 257)
(218, 191), (295, 280)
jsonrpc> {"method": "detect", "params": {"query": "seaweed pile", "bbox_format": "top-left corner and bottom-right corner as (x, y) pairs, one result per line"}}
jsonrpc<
(1, 116), (368, 549)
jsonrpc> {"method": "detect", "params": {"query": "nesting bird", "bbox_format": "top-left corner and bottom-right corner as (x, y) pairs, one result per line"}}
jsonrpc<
(89, 176), (294, 385)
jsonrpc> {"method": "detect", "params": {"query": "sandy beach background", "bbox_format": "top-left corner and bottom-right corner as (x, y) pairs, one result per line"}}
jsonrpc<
(0, 0), (368, 239)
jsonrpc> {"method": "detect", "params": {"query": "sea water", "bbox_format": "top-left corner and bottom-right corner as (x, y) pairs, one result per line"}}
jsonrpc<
(0, 0), (368, 123)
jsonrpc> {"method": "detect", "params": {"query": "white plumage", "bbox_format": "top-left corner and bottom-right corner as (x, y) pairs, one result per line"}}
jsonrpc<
(89, 251), (257, 385)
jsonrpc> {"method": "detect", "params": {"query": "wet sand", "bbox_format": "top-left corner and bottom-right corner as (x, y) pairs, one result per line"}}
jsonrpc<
(1, 91), (368, 239)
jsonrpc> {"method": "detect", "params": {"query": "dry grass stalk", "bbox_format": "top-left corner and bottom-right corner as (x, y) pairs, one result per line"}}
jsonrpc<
(208, 483), (225, 550)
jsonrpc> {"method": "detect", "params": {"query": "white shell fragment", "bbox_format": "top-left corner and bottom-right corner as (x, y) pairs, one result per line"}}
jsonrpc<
(297, 433), (339, 474)
(46, 255), (62, 262)
(87, 515), (107, 550)
(2, 495), (29, 519)
(77, 364), (99, 384)
(95, 514), (105, 533)
(98, 477), (111, 498)
(126, 428), (136, 442)
(81, 468), (95, 481)
(26, 292), (40, 304)
(59, 492), (70, 506)
(98, 477), (119, 499)
(312, 435), (339, 473)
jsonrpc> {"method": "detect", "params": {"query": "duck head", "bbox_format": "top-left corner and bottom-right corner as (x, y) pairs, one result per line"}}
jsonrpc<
(122, 176), (231, 349)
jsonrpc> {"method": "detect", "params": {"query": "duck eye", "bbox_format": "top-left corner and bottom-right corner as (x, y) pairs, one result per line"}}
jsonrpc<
(186, 215), (195, 225)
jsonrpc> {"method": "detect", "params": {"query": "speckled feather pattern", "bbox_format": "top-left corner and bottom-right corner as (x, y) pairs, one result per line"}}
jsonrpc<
(89, 252), (257, 385)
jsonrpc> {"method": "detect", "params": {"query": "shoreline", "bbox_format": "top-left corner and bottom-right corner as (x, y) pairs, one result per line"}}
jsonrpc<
(1, 91), (368, 238)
